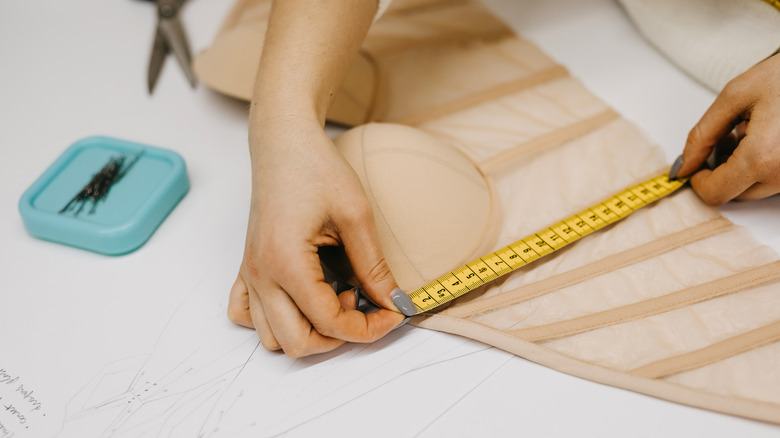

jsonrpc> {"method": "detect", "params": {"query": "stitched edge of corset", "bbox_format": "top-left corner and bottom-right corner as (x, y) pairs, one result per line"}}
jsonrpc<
(392, 65), (571, 126)
(478, 108), (619, 174)
(411, 311), (780, 424)
(631, 320), (780, 379)
(510, 260), (780, 342)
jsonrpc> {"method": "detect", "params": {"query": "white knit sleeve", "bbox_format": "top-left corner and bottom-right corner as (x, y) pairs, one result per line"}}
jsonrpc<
(374, 0), (393, 22)
(618, 0), (780, 91)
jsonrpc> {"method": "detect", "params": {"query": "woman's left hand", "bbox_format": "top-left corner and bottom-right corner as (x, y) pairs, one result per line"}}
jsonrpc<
(674, 53), (780, 204)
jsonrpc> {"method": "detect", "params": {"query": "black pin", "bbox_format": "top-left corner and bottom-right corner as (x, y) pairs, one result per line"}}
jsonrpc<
(60, 153), (142, 216)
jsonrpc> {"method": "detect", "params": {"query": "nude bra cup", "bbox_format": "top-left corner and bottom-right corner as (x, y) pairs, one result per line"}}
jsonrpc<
(192, 0), (521, 126)
(196, 0), (780, 424)
(192, 0), (377, 126)
(334, 123), (497, 292)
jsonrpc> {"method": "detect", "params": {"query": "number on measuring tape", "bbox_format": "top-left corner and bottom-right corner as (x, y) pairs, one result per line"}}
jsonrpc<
(407, 173), (686, 314)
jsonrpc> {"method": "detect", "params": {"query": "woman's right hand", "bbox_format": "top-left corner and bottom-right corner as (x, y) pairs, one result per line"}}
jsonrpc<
(228, 116), (405, 358)
(226, 0), (398, 356)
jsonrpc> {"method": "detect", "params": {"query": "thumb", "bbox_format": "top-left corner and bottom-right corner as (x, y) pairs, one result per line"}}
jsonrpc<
(679, 82), (754, 178)
(338, 209), (402, 313)
(227, 274), (254, 329)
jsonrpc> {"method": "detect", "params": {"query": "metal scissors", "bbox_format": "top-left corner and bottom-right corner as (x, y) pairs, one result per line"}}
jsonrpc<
(141, 0), (197, 94)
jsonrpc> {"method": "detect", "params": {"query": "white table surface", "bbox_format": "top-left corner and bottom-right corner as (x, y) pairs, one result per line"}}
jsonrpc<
(1, 0), (779, 437)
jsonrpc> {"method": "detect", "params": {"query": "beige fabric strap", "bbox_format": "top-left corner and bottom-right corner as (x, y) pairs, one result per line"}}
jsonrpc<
(510, 260), (780, 342)
(631, 320), (780, 379)
(385, 0), (472, 16)
(391, 65), (570, 125)
(410, 313), (780, 424)
(443, 217), (733, 319)
(478, 109), (619, 174)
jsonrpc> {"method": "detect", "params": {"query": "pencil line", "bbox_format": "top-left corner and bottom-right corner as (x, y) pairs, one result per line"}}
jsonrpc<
(413, 356), (513, 437)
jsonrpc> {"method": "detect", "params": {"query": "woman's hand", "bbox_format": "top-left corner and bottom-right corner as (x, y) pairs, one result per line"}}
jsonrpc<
(225, 0), (404, 357)
(673, 53), (780, 204)
(228, 117), (405, 358)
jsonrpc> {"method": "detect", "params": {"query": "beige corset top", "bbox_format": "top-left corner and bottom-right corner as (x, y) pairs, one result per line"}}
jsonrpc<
(194, 0), (780, 424)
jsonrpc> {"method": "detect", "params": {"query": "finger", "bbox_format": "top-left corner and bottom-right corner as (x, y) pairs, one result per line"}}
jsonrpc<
(284, 270), (404, 344)
(227, 275), (254, 329)
(278, 241), (404, 344)
(689, 150), (756, 205)
(680, 81), (755, 177)
(260, 281), (346, 358)
(735, 181), (780, 201)
(338, 289), (358, 310)
(247, 287), (282, 351)
(336, 206), (400, 311)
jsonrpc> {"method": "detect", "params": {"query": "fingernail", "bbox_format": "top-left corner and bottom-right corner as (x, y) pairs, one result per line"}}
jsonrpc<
(390, 288), (417, 317)
(668, 155), (684, 181)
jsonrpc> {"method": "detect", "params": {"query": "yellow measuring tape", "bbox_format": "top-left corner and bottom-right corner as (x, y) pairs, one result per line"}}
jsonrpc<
(406, 173), (686, 314)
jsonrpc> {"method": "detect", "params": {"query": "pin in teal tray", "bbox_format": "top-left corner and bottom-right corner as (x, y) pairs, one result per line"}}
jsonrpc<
(19, 136), (190, 255)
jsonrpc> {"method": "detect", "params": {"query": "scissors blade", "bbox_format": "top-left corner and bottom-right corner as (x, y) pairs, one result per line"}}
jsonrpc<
(158, 16), (197, 88)
(147, 24), (169, 94)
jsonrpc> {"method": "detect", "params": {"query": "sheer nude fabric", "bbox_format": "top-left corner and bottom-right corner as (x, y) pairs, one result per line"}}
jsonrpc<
(194, 0), (780, 424)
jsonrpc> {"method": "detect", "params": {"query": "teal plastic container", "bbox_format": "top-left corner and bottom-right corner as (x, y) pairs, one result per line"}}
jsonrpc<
(19, 136), (190, 255)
